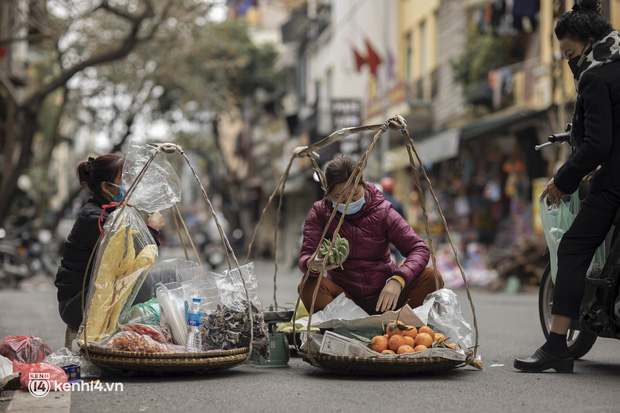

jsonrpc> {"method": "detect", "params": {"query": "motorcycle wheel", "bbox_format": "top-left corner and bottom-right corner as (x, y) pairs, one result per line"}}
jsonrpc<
(539, 263), (598, 359)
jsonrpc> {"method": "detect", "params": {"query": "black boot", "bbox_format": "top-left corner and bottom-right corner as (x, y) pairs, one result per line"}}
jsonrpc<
(514, 332), (573, 373)
(514, 348), (574, 373)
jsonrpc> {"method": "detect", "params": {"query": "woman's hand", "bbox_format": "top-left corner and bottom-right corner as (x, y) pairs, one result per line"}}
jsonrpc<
(147, 211), (165, 231)
(307, 255), (339, 273)
(542, 178), (564, 203)
(376, 279), (402, 312)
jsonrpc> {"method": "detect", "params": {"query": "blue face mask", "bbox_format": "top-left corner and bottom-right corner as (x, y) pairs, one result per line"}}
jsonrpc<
(333, 195), (366, 215)
(107, 182), (126, 203)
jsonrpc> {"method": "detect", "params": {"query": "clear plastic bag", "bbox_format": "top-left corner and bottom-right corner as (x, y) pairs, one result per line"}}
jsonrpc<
(106, 330), (185, 353)
(122, 139), (182, 213)
(539, 193), (606, 282)
(133, 259), (206, 303)
(213, 263), (269, 359)
(42, 347), (102, 378)
(156, 277), (221, 347)
(79, 207), (159, 344)
(422, 288), (475, 349)
(156, 282), (188, 346)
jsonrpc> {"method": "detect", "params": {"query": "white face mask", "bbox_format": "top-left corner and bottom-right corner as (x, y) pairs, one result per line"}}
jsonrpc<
(333, 195), (366, 215)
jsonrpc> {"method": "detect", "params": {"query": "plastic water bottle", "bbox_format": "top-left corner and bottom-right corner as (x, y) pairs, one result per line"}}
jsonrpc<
(186, 298), (203, 352)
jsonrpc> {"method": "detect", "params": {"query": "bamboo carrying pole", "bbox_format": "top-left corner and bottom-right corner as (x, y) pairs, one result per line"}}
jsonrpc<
(248, 115), (480, 368)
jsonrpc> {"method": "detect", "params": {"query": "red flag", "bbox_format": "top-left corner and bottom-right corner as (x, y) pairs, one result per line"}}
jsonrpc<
(352, 46), (367, 71)
(365, 39), (382, 76)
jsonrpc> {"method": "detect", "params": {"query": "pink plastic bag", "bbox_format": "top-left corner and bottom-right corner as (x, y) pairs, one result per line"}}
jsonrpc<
(13, 361), (68, 392)
(0, 335), (52, 363)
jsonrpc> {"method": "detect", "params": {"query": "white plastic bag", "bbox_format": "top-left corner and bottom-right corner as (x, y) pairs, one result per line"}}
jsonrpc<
(422, 289), (475, 349)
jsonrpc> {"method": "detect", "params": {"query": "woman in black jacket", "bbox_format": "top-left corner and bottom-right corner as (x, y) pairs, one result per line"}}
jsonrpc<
(55, 154), (165, 332)
(515, 0), (620, 373)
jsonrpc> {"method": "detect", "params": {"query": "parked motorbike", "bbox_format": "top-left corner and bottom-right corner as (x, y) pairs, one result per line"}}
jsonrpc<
(0, 222), (60, 287)
(536, 124), (620, 358)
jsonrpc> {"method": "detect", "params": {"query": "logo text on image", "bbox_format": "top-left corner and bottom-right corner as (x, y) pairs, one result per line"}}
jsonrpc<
(52, 381), (125, 392)
(28, 373), (50, 398)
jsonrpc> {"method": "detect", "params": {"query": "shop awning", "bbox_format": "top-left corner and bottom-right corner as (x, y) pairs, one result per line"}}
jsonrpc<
(385, 128), (460, 171)
(461, 109), (548, 141)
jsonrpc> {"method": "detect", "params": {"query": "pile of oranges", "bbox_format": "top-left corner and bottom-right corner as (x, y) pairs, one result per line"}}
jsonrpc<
(369, 320), (456, 355)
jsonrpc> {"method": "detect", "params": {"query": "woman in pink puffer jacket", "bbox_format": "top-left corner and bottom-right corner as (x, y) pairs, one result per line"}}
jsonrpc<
(299, 156), (444, 314)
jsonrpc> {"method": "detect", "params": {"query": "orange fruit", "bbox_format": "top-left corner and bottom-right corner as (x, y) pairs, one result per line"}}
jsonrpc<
(434, 333), (446, 343)
(388, 334), (405, 351)
(403, 336), (415, 347)
(418, 326), (435, 340)
(386, 321), (405, 337)
(397, 345), (415, 354)
(381, 349), (395, 354)
(415, 332), (433, 348)
(383, 334), (389, 340)
(403, 326), (417, 339)
(370, 335), (388, 352)
(448, 343), (456, 349)
(414, 345), (428, 352)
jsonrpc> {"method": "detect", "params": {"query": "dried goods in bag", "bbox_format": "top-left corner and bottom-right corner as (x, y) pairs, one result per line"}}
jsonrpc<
(106, 331), (185, 353)
(79, 208), (158, 344)
(214, 263), (269, 359)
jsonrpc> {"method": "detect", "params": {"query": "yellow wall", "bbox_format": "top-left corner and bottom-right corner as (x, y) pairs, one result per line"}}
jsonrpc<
(397, 0), (439, 98)
(612, 0), (620, 28)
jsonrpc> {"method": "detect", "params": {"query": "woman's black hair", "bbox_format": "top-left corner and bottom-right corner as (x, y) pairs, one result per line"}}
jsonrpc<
(324, 156), (367, 197)
(76, 154), (124, 196)
(555, 0), (614, 43)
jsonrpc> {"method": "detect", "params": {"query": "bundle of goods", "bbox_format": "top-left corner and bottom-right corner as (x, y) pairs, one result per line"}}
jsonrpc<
(248, 115), (481, 374)
(156, 262), (269, 359)
(77, 141), (262, 374)
(297, 289), (478, 374)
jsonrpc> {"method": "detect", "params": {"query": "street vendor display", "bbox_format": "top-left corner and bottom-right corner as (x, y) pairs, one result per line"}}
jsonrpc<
(77, 140), (267, 374)
(247, 115), (481, 374)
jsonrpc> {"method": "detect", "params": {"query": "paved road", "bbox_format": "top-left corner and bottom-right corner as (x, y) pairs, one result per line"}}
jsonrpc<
(1, 260), (619, 413)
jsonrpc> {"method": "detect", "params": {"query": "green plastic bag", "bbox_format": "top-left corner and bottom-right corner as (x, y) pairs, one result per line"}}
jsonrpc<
(539, 192), (606, 283)
(121, 297), (160, 325)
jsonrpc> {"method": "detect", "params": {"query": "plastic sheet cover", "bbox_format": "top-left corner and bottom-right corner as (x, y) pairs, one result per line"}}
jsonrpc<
(122, 139), (182, 213)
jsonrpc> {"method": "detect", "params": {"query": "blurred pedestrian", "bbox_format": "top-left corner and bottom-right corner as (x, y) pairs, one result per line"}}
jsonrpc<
(298, 156), (443, 314)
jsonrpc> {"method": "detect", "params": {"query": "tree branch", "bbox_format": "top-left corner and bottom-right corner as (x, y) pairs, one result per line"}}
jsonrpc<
(96, 2), (140, 23)
(26, 19), (144, 109)
(0, 70), (21, 106)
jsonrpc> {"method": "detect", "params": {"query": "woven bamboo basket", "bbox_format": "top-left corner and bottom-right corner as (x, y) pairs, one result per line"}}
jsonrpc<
(79, 344), (249, 374)
(78, 143), (256, 374)
(247, 115), (481, 375)
(299, 353), (463, 375)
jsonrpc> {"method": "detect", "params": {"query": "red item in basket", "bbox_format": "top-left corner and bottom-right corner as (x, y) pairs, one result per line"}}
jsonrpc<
(0, 335), (52, 363)
(13, 361), (68, 392)
(121, 324), (167, 344)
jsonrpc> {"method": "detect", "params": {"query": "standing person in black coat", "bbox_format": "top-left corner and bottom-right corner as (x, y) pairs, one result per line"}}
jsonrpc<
(515, 0), (620, 373)
(54, 154), (165, 332)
